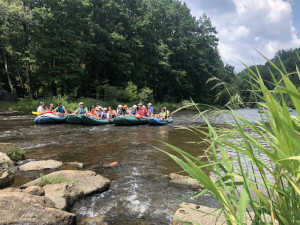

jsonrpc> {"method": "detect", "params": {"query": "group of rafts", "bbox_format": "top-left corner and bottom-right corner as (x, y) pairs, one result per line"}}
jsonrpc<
(34, 113), (174, 126)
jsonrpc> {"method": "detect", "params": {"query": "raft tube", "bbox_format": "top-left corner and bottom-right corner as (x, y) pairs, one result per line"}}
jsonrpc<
(149, 117), (174, 126)
(113, 116), (150, 126)
(81, 116), (112, 126)
(34, 115), (65, 125)
(65, 114), (83, 124)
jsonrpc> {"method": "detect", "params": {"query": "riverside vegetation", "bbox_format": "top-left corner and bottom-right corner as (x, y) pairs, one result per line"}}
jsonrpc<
(164, 54), (300, 225)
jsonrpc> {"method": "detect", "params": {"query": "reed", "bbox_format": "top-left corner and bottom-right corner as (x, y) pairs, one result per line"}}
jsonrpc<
(162, 53), (300, 224)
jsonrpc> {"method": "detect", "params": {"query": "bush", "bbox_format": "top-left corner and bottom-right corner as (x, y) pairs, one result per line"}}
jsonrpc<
(162, 54), (300, 224)
(138, 87), (153, 103)
(10, 147), (25, 161)
(125, 82), (139, 103)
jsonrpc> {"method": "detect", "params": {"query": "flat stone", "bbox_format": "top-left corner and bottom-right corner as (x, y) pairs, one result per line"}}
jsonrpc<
(18, 159), (63, 171)
(0, 190), (76, 225)
(0, 152), (15, 189)
(23, 185), (44, 196)
(170, 173), (204, 190)
(20, 170), (110, 210)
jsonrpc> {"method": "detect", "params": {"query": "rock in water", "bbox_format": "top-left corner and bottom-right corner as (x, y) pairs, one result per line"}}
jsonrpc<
(0, 152), (15, 189)
(18, 159), (63, 171)
(20, 170), (110, 210)
(0, 190), (76, 225)
(103, 161), (119, 168)
(169, 173), (204, 190)
(23, 185), (44, 196)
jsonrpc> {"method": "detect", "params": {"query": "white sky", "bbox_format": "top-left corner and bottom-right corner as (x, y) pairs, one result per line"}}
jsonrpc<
(182, 0), (300, 72)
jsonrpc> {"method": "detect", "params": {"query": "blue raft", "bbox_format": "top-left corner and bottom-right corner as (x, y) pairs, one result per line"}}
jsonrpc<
(34, 115), (66, 125)
(149, 117), (173, 126)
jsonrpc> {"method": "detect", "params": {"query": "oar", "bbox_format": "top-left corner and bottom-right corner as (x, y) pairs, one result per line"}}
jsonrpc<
(32, 111), (41, 115)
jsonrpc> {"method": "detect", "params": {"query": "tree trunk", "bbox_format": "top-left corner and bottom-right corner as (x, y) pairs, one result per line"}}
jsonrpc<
(1, 43), (16, 95)
(25, 61), (34, 96)
(94, 58), (100, 100)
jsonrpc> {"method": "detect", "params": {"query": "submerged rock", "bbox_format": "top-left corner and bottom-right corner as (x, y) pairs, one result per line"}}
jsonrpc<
(18, 159), (63, 171)
(0, 152), (15, 189)
(169, 173), (204, 190)
(77, 214), (107, 225)
(20, 170), (110, 210)
(0, 190), (76, 225)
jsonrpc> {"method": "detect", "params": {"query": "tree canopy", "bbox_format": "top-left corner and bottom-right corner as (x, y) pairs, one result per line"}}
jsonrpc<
(1, 0), (231, 104)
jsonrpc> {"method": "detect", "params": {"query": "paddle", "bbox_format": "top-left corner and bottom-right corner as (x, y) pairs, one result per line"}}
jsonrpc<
(32, 111), (41, 115)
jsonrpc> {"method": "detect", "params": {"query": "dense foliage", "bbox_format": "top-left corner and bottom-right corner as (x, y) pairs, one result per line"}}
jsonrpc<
(0, 0), (230, 104)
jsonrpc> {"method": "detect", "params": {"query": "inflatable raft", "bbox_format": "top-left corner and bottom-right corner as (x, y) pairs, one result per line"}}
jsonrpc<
(34, 115), (65, 125)
(113, 116), (149, 126)
(81, 116), (112, 126)
(65, 114), (83, 124)
(149, 117), (173, 126)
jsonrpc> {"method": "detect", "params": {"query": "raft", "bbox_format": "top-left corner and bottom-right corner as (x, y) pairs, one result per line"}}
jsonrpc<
(65, 114), (83, 124)
(149, 117), (174, 126)
(81, 116), (112, 126)
(34, 115), (65, 125)
(113, 116), (150, 126)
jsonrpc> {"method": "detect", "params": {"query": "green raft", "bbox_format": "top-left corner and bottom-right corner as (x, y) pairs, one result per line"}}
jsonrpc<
(81, 116), (112, 126)
(113, 116), (150, 126)
(65, 114), (83, 124)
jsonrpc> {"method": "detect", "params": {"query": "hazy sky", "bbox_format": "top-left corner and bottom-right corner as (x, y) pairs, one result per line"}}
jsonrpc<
(182, 0), (300, 71)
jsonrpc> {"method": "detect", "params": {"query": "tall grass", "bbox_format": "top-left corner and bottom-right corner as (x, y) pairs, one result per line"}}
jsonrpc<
(162, 54), (300, 224)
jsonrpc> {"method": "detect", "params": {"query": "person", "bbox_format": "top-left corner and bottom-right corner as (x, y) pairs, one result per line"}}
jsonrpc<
(49, 103), (55, 112)
(95, 107), (103, 119)
(101, 108), (110, 120)
(37, 102), (45, 114)
(130, 105), (137, 116)
(74, 102), (88, 115)
(163, 107), (170, 119)
(123, 105), (130, 115)
(108, 106), (117, 118)
(90, 106), (96, 115)
(95, 102), (102, 110)
(136, 103), (148, 117)
(155, 108), (165, 119)
(44, 106), (52, 113)
(53, 102), (68, 116)
(117, 105), (123, 116)
(147, 103), (154, 117)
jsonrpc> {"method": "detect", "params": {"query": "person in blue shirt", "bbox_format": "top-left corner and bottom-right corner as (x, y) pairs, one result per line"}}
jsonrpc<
(147, 103), (154, 117)
(74, 102), (88, 115)
(130, 105), (137, 116)
(54, 102), (68, 116)
(117, 105), (123, 116)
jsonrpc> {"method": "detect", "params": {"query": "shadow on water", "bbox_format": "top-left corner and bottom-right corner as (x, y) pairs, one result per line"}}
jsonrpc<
(0, 109), (297, 224)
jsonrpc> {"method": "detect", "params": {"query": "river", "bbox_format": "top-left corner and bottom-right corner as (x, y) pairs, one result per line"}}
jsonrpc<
(0, 109), (297, 224)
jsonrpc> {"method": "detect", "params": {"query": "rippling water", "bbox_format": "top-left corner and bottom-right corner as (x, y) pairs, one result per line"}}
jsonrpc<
(0, 109), (297, 224)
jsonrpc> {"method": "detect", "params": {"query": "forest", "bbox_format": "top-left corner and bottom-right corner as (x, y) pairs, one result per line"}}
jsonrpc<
(0, 0), (233, 105)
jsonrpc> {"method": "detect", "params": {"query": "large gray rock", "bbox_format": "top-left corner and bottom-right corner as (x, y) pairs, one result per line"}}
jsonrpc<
(170, 173), (204, 190)
(21, 170), (110, 210)
(0, 152), (15, 189)
(18, 159), (63, 171)
(0, 190), (76, 225)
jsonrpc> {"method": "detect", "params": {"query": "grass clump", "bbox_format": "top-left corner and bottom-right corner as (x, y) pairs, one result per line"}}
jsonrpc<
(162, 53), (300, 224)
(10, 147), (25, 161)
(38, 174), (68, 187)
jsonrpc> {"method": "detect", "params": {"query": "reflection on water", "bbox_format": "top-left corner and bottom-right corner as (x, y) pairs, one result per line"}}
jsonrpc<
(0, 109), (296, 224)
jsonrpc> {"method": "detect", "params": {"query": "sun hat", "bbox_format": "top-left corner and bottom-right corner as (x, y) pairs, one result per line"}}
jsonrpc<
(103, 107), (107, 111)
(133, 105), (137, 108)
(79, 102), (84, 105)
(118, 105), (123, 108)
(147, 103), (152, 105)
(138, 103), (143, 106)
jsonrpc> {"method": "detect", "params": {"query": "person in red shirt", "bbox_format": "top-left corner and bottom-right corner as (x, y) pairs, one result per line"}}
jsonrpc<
(136, 103), (148, 117)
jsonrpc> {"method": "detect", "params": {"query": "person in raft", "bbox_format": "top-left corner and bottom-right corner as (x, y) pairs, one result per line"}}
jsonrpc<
(37, 102), (45, 114)
(44, 106), (52, 113)
(147, 103), (154, 117)
(130, 105), (137, 116)
(53, 102), (68, 116)
(95, 102), (102, 110)
(73, 102), (88, 115)
(123, 105), (130, 115)
(136, 103), (148, 117)
(117, 105), (123, 116)
(108, 106), (117, 118)
(101, 108), (111, 120)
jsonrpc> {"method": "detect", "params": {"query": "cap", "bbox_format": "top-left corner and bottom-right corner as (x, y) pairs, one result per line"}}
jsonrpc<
(147, 103), (152, 105)
(133, 105), (137, 108)
(103, 107), (107, 111)
(79, 102), (84, 105)
(118, 105), (123, 108)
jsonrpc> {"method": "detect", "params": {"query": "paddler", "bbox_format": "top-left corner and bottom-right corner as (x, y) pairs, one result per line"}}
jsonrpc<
(53, 102), (68, 116)
(37, 102), (45, 114)
(147, 103), (154, 117)
(136, 103), (148, 117)
(73, 102), (88, 115)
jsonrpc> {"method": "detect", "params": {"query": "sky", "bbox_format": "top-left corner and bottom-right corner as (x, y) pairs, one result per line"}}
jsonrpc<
(182, 0), (300, 72)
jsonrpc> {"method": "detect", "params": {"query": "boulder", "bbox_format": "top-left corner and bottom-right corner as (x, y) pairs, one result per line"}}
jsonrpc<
(170, 173), (204, 190)
(171, 202), (225, 225)
(21, 170), (110, 210)
(0, 152), (15, 189)
(0, 190), (76, 225)
(23, 185), (44, 196)
(18, 159), (63, 171)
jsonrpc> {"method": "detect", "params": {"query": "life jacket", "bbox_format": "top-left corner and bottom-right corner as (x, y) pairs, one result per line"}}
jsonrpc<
(103, 112), (109, 119)
(131, 109), (136, 115)
(45, 109), (52, 113)
(91, 108), (96, 115)
(55, 106), (65, 113)
(117, 109), (123, 115)
(76, 107), (87, 114)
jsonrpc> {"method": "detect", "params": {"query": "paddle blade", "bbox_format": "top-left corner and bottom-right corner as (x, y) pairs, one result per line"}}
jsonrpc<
(32, 111), (41, 115)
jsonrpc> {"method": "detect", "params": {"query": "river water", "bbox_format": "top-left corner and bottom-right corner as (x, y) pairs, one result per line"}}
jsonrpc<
(0, 109), (297, 224)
